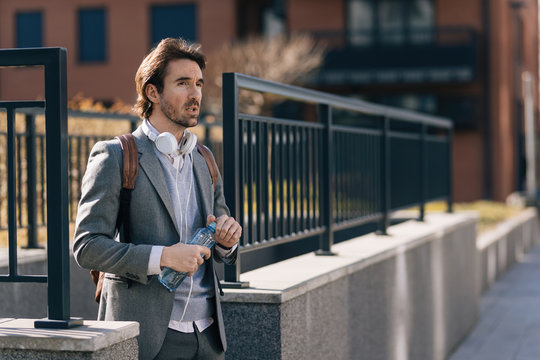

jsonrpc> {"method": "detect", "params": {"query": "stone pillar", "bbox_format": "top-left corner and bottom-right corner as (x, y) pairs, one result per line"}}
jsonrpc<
(0, 318), (139, 359)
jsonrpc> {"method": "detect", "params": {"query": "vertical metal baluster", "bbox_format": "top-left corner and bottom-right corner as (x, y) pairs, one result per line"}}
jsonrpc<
(419, 123), (427, 221)
(307, 128), (312, 230)
(447, 127), (453, 213)
(378, 117), (390, 235)
(263, 122), (269, 242)
(26, 114), (38, 248)
(279, 125), (288, 236)
(17, 132), (22, 228)
(301, 127), (306, 231)
(256, 121), (264, 244)
(7, 107), (18, 277)
(40, 135), (46, 225)
(292, 126), (300, 234)
(271, 123), (277, 240)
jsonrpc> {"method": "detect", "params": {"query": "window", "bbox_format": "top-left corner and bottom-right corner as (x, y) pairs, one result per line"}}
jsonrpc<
(151, 4), (196, 46)
(16, 11), (42, 48)
(348, 0), (434, 46)
(79, 8), (107, 62)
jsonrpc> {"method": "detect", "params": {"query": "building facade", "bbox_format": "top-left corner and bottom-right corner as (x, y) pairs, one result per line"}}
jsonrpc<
(1, 0), (538, 202)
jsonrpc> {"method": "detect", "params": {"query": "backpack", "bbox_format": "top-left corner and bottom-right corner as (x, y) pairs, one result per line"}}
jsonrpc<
(90, 133), (219, 303)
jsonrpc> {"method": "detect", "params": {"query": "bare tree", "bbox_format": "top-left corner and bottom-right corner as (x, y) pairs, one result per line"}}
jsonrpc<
(202, 34), (325, 118)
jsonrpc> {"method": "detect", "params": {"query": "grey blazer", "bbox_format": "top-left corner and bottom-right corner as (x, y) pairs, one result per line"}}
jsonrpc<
(73, 127), (236, 360)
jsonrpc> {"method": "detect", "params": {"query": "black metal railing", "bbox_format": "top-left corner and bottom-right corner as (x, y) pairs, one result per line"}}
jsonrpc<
(0, 110), (222, 247)
(222, 73), (453, 284)
(0, 47), (83, 328)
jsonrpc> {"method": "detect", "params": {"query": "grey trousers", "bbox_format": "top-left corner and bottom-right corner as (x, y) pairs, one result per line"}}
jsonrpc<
(154, 322), (225, 360)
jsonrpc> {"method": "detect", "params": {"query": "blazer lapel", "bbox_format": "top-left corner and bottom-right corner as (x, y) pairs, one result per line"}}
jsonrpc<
(133, 128), (180, 233)
(193, 149), (213, 219)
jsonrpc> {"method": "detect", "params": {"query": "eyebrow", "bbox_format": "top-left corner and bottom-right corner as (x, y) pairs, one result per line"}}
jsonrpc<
(174, 76), (204, 84)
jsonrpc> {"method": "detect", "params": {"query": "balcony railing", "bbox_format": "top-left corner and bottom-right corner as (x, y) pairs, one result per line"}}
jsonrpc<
(311, 26), (479, 85)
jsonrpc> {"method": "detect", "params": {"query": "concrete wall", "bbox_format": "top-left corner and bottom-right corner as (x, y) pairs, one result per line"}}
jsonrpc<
(0, 249), (99, 320)
(477, 207), (539, 294)
(1, 209), (538, 359)
(222, 212), (479, 360)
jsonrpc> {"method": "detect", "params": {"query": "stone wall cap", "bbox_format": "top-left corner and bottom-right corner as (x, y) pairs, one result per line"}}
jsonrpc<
(222, 212), (478, 303)
(477, 207), (537, 250)
(0, 318), (139, 352)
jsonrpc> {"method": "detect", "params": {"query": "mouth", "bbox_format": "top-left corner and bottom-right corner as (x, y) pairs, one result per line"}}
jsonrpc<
(186, 106), (199, 116)
(185, 100), (200, 116)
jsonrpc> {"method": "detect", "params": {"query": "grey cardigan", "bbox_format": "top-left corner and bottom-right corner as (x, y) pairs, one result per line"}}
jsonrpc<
(73, 126), (236, 360)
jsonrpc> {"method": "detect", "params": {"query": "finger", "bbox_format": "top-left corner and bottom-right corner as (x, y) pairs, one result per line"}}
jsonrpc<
(217, 217), (236, 239)
(232, 226), (242, 243)
(207, 214), (216, 227)
(196, 254), (204, 267)
(202, 247), (211, 260)
(221, 225), (236, 244)
(225, 222), (242, 243)
(217, 218), (233, 240)
(215, 215), (228, 231)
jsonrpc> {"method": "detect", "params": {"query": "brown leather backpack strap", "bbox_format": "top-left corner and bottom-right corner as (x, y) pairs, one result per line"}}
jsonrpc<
(91, 134), (139, 304)
(196, 143), (218, 192)
(115, 134), (139, 190)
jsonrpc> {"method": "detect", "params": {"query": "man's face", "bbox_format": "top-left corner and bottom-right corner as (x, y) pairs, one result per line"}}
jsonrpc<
(158, 58), (203, 129)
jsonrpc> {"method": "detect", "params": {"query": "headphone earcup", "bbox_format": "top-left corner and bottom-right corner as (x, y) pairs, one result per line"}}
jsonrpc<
(155, 132), (178, 156)
(178, 131), (197, 156)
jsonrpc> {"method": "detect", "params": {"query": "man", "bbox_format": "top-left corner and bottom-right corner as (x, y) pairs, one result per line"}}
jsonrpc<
(73, 38), (241, 360)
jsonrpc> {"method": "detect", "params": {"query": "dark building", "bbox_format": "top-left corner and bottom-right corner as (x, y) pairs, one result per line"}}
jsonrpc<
(1, 0), (538, 202)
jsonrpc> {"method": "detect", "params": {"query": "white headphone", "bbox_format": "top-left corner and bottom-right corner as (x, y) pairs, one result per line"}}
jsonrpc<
(142, 120), (197, 156)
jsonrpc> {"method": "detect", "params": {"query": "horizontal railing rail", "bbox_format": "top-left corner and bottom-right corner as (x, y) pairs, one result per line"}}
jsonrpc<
(222, 73), (453, 285)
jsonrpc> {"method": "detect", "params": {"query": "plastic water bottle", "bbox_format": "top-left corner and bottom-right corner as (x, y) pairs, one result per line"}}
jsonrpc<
(158, 222), (217, 292)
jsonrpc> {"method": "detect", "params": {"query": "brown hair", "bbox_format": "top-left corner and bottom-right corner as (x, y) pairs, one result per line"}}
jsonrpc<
(134, 38), (206, 119)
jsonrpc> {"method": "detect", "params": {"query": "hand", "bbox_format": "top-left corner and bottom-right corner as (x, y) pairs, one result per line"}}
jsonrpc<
(207, 214), (241, 249)
(160, 243), (211, 277)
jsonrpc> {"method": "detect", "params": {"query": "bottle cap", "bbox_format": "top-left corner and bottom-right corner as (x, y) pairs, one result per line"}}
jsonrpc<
(208, 222), (216, 233)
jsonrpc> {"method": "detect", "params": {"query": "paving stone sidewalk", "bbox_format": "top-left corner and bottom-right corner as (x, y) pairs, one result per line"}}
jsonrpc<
(450, 243), (540, 360)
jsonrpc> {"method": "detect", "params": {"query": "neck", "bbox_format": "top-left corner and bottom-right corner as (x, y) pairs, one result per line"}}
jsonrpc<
(148, 115), (186, 141)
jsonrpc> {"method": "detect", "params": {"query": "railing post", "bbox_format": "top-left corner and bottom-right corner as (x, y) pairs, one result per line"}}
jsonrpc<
(419, 123), (427, 221)
(378, 117), (391, 235)
(25, 113), (39, 248)
(35, 48), (82, 328)
(316, 104), (336, 256)
(222, 73), (249, 288)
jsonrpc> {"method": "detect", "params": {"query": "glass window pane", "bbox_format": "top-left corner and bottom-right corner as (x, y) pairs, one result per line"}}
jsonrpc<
(409, 0), (434, 44)
(16, 12), (42, 48)
(79, 9), (107, 62)
(379, 1), (404, 45)
(348, 0), (373, 46)
(151, 4), (196, 47)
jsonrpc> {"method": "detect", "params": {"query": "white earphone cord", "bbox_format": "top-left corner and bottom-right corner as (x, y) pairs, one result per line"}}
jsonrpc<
(175, 153), (195, 322)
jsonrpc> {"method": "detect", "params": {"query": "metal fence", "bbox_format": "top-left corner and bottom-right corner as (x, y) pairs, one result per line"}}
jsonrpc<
(1, 55), (452, 305)
(0, 111), (222, 248)
(222, 73), (453, 284)
(0, 47), (82, 328)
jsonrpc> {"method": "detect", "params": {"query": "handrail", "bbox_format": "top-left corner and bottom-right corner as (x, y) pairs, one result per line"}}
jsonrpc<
(234, 73), (452, 128)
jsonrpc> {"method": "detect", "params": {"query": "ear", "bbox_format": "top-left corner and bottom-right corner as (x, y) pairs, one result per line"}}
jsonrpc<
(145, 84), (160, 104)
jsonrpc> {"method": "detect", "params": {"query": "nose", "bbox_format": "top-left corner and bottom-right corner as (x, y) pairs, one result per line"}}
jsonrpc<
(189, 84), (202, 101)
